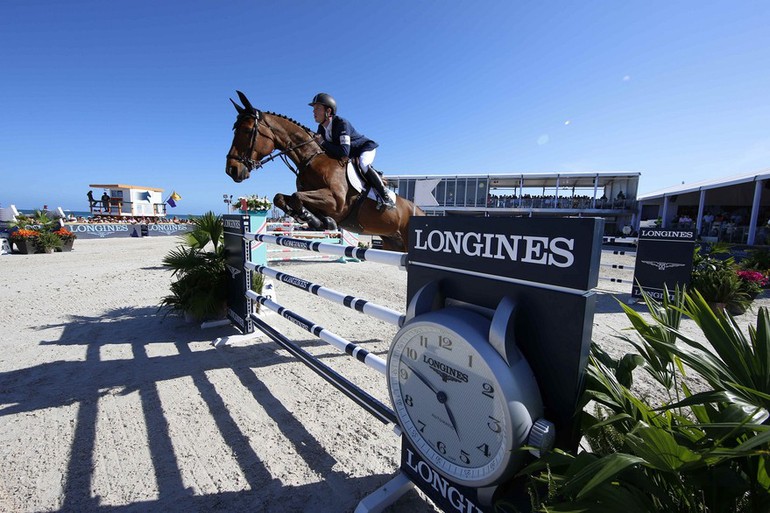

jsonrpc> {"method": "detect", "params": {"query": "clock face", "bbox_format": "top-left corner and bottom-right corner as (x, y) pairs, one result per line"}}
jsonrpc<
(387, 310), (514, 487)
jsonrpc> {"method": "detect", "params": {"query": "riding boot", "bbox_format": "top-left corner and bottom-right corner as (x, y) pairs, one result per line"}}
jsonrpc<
(365, 168), (395, 210)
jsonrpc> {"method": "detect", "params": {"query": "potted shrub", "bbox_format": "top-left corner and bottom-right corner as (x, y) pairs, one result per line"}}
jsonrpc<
(54, 228), (77, 252)
(519, 288), (770, 513)
(9, 229), (40, 254)
(159, 211), (228, 322)
(739, 248), (770, 278)
(34, 230), (63, 253)
(690, 245), (751, 313)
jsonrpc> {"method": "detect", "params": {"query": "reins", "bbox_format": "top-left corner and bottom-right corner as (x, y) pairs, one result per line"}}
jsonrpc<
(227, 110), (322, 177)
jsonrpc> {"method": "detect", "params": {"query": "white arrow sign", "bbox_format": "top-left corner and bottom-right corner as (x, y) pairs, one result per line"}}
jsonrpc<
(413, 179), (441, 207)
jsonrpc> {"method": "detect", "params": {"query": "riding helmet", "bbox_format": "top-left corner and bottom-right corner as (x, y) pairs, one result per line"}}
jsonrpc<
(309, 93), (337, 115)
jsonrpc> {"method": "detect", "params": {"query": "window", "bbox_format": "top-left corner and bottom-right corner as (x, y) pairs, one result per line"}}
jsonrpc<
(456, 179), (467, 206)
(445, 180), (456, 206)
(435, 180), (447, 206)
(477, 179), (488, 206)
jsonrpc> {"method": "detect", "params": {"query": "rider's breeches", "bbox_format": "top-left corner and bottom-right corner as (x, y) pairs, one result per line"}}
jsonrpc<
(357, 149), (377, 173)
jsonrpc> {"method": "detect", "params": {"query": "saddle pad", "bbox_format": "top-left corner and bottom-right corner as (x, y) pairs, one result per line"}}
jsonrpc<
(345, 161), (365, 193)
(345, 163), (397, 203)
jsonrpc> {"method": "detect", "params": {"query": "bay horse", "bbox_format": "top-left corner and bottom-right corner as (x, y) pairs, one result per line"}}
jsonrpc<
(225, 91), (423, 251)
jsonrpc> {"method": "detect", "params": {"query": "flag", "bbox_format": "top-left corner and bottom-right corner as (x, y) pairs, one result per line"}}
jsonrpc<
(166, 191), (182, 208)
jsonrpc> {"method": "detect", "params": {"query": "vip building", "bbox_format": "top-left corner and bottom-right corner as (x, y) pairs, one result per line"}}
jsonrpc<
(385, 171), (639, 236)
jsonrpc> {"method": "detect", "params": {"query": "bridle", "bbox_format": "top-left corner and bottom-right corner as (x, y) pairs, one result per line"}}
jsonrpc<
(226, 109), (320, 176)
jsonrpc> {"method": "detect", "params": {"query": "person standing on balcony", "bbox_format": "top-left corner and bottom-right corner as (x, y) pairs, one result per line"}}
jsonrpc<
(101, 192), (110, 213)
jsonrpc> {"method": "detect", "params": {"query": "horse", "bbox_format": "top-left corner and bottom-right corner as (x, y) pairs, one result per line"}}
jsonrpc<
(225, 91), (423, 251)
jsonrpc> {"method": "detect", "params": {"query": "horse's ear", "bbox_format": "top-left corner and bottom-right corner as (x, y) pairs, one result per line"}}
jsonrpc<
(236, 90), (257, 113)
(230, 98), (244, 114)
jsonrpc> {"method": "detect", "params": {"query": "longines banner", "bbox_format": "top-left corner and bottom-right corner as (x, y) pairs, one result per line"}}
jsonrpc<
(64, 223), (194, 239)
(223, 215), (253, 334)
(632, 228), (695, 300)
(409, 216), (603, 291)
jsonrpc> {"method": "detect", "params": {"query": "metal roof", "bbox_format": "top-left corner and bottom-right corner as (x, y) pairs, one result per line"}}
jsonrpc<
(385, 171), (640, 188)
(89, 184), (165, 192)
(638, 169), (770, 201)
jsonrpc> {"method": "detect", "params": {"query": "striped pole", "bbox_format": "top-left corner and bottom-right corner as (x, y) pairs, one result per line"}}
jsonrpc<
(244, 233), (408, 270)
(245, 290), (388, 375)
(249, 314), (396, 425)
(244, 261), (406, 327)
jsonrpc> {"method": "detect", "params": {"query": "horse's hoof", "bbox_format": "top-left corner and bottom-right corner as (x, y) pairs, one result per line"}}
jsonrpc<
(323, 217), (338, 231)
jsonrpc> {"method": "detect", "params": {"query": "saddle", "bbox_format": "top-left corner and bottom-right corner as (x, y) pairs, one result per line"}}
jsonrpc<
(343, 160), (394, 205)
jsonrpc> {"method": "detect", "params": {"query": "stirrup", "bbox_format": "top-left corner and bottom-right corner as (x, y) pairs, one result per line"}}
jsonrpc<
(377, 196), (396, 211)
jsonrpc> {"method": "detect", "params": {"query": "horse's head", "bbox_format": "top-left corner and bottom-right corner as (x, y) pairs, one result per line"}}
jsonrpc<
(225, 91), (276, 183)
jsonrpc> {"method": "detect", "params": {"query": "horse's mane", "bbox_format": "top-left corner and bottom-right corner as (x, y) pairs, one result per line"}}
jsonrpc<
(264, 111), (314, 134)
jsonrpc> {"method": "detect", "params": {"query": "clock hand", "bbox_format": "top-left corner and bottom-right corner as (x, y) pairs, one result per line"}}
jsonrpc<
(404, 362), (460, 438)
(441, 396), (461, 440)
(403, 361), (439, 394)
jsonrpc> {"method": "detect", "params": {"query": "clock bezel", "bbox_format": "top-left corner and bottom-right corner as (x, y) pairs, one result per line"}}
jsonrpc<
(387, 307), (535, 487)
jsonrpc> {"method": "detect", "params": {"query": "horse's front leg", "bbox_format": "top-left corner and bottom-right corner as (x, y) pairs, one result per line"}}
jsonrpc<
(273, 193), (292, 216)
(274, 191), (339, 230)
(273, 192), (314, 227)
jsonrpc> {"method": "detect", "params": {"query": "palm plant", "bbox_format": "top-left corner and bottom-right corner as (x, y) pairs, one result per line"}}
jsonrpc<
(519, 287), (770, 513)
(159, 212), (228, 321)
(692, 245), (752, 313)
(34, 230), (63, 253)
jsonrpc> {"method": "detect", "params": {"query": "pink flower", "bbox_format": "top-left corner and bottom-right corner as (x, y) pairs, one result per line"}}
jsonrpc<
(737, 270), (768, 286)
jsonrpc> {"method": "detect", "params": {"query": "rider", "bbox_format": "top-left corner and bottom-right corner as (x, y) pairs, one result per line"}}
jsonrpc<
(309, 92), (395, 210)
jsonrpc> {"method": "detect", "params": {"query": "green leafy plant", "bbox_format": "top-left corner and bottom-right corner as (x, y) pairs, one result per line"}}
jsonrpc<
(159, 211), (228, 321)
(34, 230), (63, 253)
(519, 287), (770, 512)
(692, 245), (752, 313)
(10, 210), (58, 232)
(740, 249), (770, 273)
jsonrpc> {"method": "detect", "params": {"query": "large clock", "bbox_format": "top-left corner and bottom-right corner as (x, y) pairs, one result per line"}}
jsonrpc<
(387, 290), (552, 488)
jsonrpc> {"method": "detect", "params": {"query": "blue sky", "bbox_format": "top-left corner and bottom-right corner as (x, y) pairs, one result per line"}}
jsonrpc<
(2, 1), (769, 215)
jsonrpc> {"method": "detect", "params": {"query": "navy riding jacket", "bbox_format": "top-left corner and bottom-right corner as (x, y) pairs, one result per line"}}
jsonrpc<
(316, 116), (378, 160)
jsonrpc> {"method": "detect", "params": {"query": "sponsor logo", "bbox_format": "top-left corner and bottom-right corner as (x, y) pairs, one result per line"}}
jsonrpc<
(281, 275), (311, 290)
(226, 264), (242, 278)
(147, 224), (190, 232)
(423, 355), (468, 383)
(640, 229), (694, 238)
(641, 260), (686, 271)
(632, 287), (674, 301)
(227, 308), (245, 328)
(223, 219), (242, 229)
(403, 447), (483, 513)
(285, 314), (311, 331)
(413, 229), (575, 268)
(67, 224), (130, 238)
(281, 240), (311, 249)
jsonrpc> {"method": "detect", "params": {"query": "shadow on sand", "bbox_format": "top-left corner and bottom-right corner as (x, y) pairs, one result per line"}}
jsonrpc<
(0, 307), (423, 512)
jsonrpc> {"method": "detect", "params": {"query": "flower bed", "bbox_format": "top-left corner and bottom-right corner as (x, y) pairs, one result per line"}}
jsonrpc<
(237, 195), (272, 212)
(9, 229), (40, 254)
(737, 269), (768, 298)
(54, 228), (77, 252)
